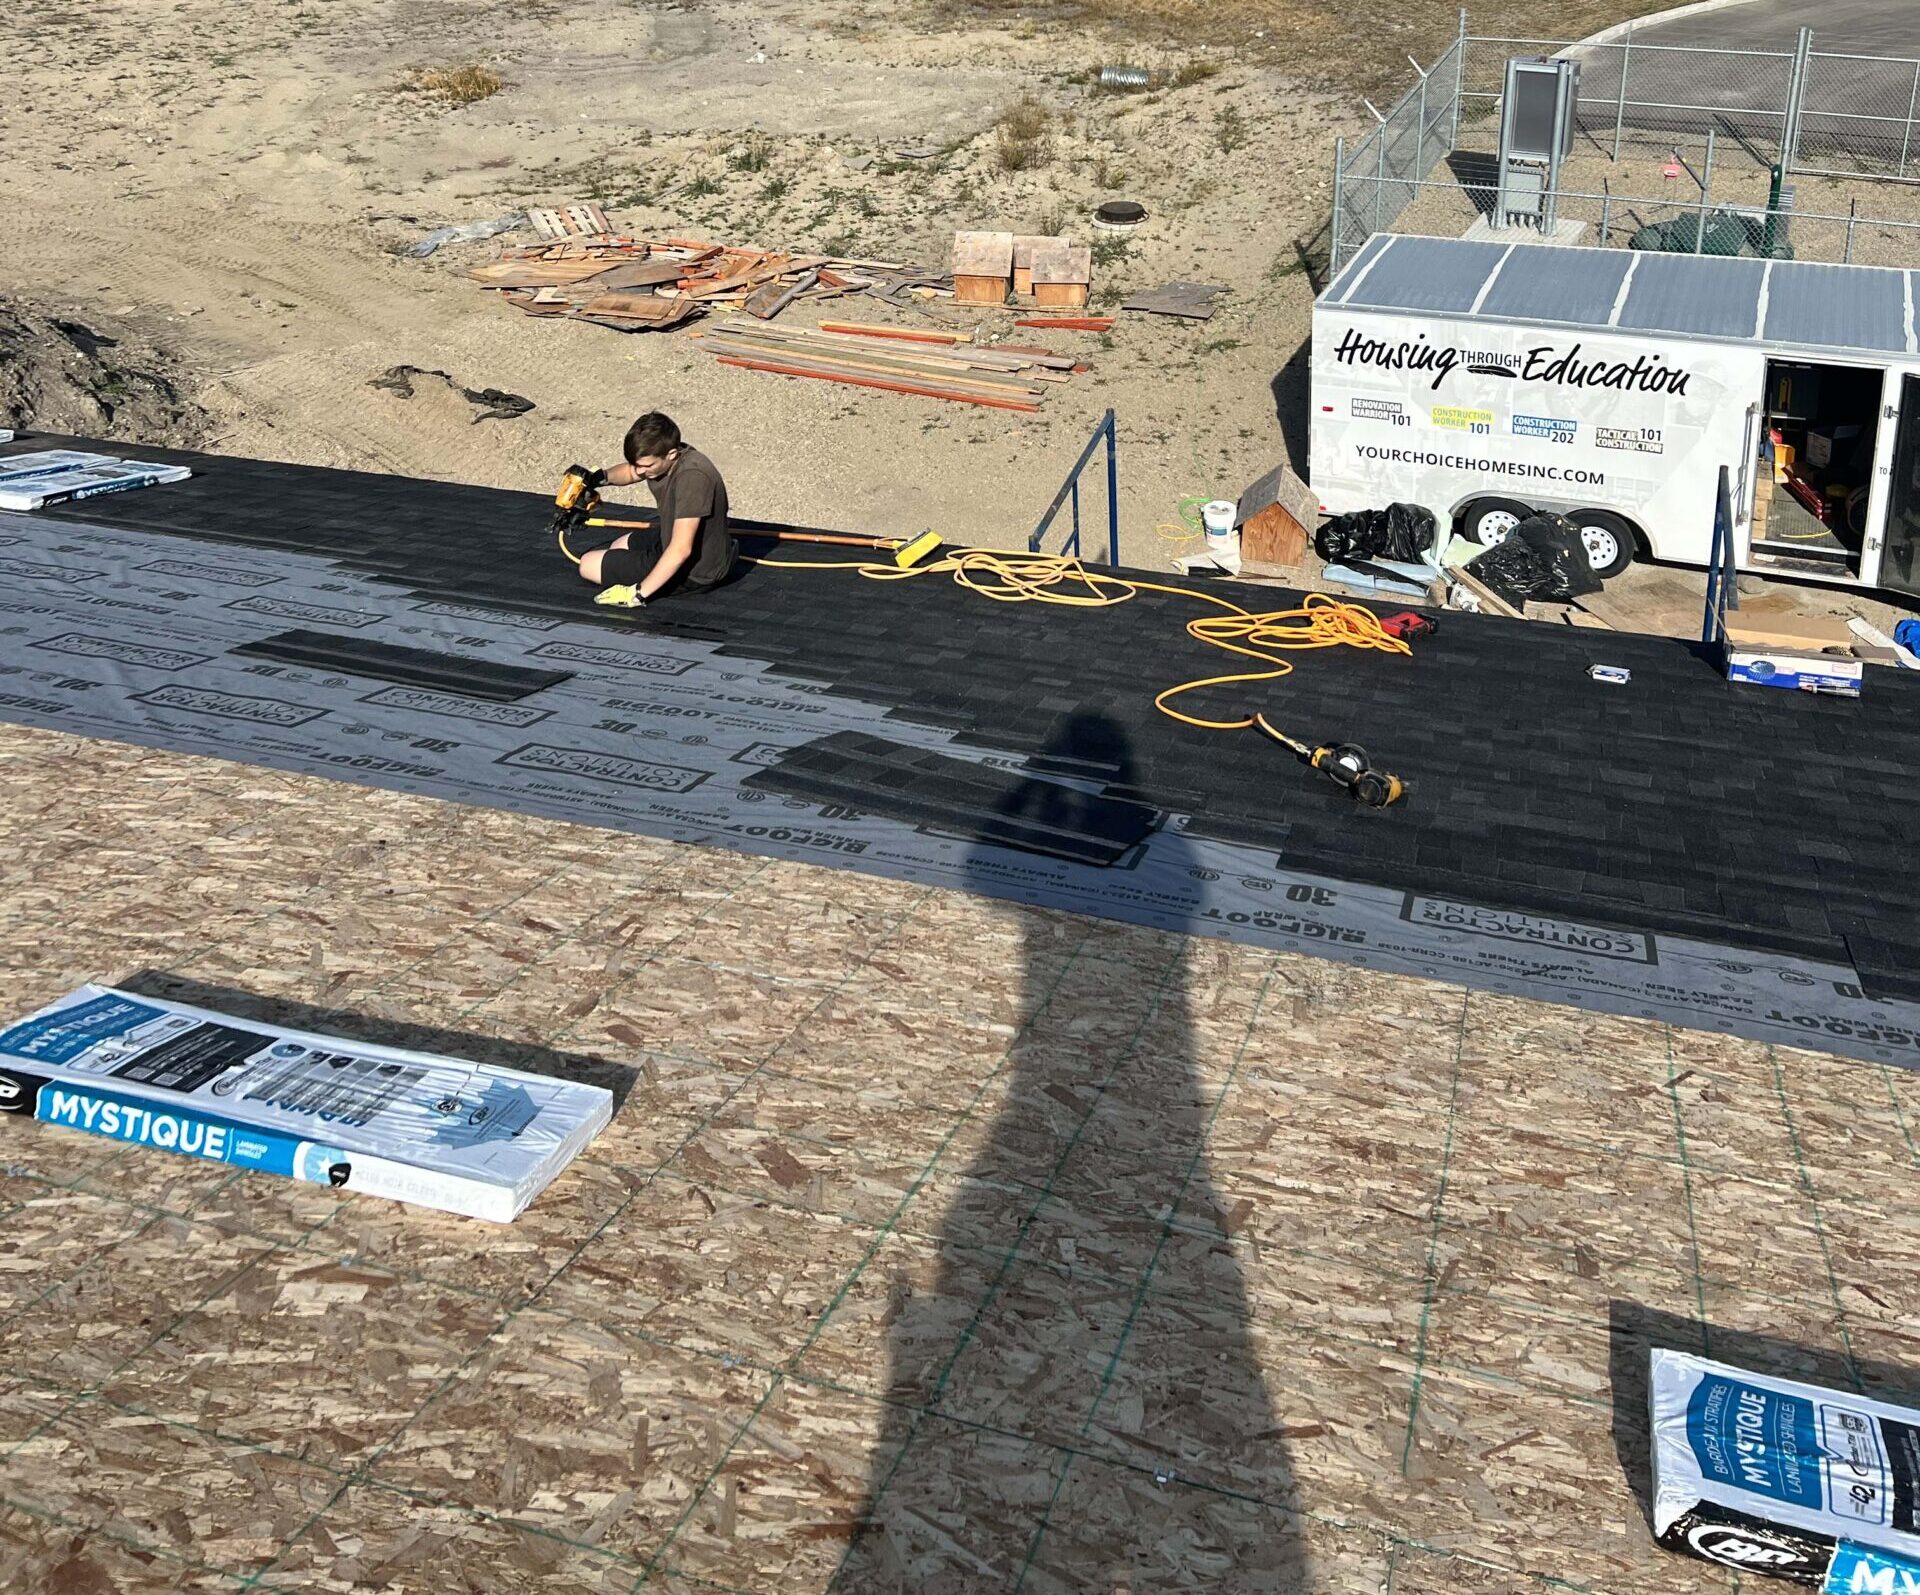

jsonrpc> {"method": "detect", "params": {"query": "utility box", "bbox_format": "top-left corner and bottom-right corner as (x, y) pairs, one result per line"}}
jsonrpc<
(1495, 56), (1580, 231)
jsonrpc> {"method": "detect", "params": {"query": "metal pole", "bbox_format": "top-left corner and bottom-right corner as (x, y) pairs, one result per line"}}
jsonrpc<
(1331, 136), (1347, 272)
(1613, 27), (1632, 162)
(1782, 26), (1813, 170)
(1846, 198), (1858, 263)
(1694, 130), (1716, 254)
(1070, 477), (1081, 560)
(1374, 118), (1388, 236)
(1546, 63), (1572, 231)
(1416, 70), (1428, 185)
(1600, 184), (1613, 247)
(1902, 59), (1919, 179)
(1451, 8), (1468, 151)
(1104, 411), (1119, 567)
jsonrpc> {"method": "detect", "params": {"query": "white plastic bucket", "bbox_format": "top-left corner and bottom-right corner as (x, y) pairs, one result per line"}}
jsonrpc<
(1201, 499), (1239, 566)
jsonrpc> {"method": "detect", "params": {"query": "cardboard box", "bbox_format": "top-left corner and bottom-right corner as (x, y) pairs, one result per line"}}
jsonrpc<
(1725, 643), (1863, 696)
(1803, 424), (1861, 469)
(1724, 614), (1854, 654)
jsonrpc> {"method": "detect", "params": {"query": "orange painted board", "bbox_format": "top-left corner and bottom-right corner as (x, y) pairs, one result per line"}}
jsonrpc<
(715, 356), (1040, 411)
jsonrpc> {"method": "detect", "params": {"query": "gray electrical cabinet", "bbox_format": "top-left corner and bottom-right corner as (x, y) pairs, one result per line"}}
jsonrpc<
(1494, 56), (1580, 231)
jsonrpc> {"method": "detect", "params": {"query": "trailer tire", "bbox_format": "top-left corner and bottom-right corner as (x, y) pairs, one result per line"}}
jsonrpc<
(1462, 497), (1532, 548)
(1567, 509), (1638, 579)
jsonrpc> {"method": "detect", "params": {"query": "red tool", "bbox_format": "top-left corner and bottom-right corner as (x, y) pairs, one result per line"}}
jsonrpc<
(1379, 610), (1437, 641)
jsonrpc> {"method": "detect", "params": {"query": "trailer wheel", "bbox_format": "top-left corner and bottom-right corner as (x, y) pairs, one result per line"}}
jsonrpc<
(1568, 509), (1638, 579)
(1462, 496), (1531, 548)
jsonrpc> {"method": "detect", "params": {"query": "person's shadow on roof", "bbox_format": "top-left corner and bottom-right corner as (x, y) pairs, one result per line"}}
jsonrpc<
(830, 711), (1307, 1592)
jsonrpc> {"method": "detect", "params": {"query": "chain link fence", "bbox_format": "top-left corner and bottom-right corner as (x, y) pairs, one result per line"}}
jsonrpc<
(1328, 11), (1920, 274)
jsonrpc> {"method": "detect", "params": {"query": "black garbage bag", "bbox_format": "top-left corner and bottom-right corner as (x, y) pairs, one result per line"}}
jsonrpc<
(1314, 501), (1437, 563)
(1514, 512), (1603, 599)
(1463, 538), (1555, 608)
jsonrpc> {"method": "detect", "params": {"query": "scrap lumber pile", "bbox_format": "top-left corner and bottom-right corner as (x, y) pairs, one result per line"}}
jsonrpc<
(692, 319), (1087, 411)
(467, 234), (949, 333)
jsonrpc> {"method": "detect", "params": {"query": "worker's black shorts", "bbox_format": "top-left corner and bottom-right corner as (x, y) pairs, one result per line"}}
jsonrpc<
(596, 532), (662, 591)
(595, 528), (734, 595)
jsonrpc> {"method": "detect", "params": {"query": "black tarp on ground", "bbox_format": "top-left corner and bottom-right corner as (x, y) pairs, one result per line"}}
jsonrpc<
(9, 431), (1920, 1014)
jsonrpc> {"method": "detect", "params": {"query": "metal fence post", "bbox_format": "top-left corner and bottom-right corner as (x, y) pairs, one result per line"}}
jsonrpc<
(1330, 136), (1347, 272)
(1846, 199), (1858, 262)
(1613, 27), (1632, 161)
(1695, 129), (1715, 254)
(1902, 59), (1920, 178)
(1451, 7), (1468, 150)
(1415, 70), (1428, 183)
(1374, 122), (1388, 236)
(1103, 410), (1119, 567)
(1600, 184), (1612, 246)
(1782, 26), (1812, 169)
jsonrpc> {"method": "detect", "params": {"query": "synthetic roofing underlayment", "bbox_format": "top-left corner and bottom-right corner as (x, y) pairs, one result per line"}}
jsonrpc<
(3, 436), (1920, 1593)
(4, 674), (1920, 1594)
(1326, 235), (1920, 359)
(3, 433), (1919, 1067)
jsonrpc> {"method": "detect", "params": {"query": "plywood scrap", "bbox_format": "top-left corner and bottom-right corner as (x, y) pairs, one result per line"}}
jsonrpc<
(573, 294), (700, 331)
(1121, 281), (1228, 320)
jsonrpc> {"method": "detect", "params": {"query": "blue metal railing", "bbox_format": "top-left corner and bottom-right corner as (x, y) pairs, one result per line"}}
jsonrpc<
(1702, 464), (1742, 643)
(1030, 408), (1119, 565)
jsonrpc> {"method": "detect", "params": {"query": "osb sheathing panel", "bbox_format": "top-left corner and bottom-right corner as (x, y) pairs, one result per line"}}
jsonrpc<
(3, 721), (1920, 1592)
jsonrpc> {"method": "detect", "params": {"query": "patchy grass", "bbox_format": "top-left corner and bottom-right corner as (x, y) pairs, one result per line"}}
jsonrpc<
(1090, 233), (1132, 269)
(728, 134), (772, 173)
(400, 63), (504, 107)
(1215, 104), (1249, 154)
(683, 174), (722, 200)
(1170, 60), (1221, 88)
(996, 96), (1052, 172)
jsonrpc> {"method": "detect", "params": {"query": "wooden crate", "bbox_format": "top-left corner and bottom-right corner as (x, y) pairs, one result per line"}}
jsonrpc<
(1030, 241), (1091, 309)
(952, 231), (1013, 307)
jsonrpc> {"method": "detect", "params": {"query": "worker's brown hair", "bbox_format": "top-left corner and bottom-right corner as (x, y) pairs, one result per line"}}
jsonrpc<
(623, 411), (681, 463)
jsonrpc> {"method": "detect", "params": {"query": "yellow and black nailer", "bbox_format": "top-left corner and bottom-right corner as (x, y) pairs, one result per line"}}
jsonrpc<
(550, 465), (1407, 811)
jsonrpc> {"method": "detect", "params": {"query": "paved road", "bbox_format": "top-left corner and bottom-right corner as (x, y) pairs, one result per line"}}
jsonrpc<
(1630, 0), (1920, 56)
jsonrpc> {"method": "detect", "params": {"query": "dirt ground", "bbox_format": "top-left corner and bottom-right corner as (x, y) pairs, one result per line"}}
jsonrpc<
(0, 0), (1377, 569)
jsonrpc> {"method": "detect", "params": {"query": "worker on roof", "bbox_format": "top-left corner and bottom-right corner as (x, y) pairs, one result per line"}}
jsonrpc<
(576, 411), (737, 606)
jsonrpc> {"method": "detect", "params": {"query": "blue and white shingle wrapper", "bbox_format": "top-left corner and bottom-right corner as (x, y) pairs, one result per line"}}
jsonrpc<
(0, 449), (191, 511)
(0, 985), (611, 1222)
(1651, 1349), (1920, 1588)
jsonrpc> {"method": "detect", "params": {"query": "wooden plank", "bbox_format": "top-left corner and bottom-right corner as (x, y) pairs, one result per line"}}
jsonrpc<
(468, 258), (625, 288)
(720, 326), (1064, 376)
(576, 260), (685, 292)
(744, 269), (819, 321)
(1015, 316), (1114, 331)
(715, 355), (1040, 411)
(702, 340), (1047, 397)
(702, 340), (1048, 392)
(699, 325), (1051, 387)
(1448, 563), (1526, 619)
(706, 343), (1046, 395)
(818, 322), (970, 346)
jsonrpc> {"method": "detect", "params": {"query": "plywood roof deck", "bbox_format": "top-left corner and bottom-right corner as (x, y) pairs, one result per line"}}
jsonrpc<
(1, 724), (1917, 1593)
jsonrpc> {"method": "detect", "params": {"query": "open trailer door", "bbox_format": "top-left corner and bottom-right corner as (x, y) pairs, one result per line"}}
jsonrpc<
(1874, 374), (1920, 598)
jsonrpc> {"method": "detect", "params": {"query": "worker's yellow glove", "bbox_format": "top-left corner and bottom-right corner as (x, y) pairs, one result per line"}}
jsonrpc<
(594, 584), (646, 608)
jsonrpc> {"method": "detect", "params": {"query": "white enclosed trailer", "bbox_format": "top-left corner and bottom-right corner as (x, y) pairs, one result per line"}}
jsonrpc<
(1310, 234), (1920, 597)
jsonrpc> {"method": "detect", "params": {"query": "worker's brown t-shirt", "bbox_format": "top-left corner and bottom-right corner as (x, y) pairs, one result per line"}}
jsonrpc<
(648, 446), (735, 591)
